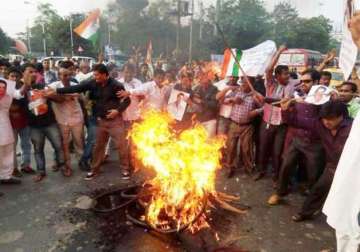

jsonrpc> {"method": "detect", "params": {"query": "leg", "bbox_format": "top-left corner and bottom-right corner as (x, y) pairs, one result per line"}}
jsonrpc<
(225, 122), (240, 174)
(70, 124), (84, 160)
(217, 117), (230, 135)
(19, 126), (32, 168)
(59, 124), (72, 168)
(238, 125), (255, 174)
(271, 125), (286, 182)
(30, 127), (46, 175)
(299, 168), (334, 217)
(0, 143), (15, 180)
(276, 140), (300, 196)
(255, 121), (275, 179)
(108, 120), (129, 173)
(13, 129), (19, 171)
(90, 122), (110, 174)
(302, 142), (325, 189)
(81, 116), (97, 163)
(43, 124), (65, 168)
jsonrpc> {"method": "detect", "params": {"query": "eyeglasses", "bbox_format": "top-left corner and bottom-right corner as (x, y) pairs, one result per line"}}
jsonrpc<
(300, 79), (312, 84)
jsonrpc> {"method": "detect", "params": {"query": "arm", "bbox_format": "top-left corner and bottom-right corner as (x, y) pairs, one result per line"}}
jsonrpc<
(56, 80), (92, 94)
(216, 86), (236, 101)
(316, 49), (336, 72)
(265, 45), (287, 82)
(117, 85), (131, 113)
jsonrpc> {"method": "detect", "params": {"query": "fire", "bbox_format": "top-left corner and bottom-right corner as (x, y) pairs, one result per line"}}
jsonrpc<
(129, 110), (225, 232)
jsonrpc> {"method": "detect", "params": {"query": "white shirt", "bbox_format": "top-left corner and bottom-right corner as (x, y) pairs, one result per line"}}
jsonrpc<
(323, 113), (360, 236)
(48, 81), (84, 126)
(75, 71), (93, 83)
(0, 80), (15, 145)
(214, 79), (233, 118)
(119, 77), (143, 121)
(129, 81), (170, 111)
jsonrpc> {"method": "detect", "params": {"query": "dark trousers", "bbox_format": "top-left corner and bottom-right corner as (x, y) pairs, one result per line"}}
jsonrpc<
(299, 164), (335, 217)
(277, 137), (325, 196)
(256, 121), (286, 181)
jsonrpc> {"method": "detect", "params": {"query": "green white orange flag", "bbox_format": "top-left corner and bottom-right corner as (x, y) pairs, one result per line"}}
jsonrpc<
(221, 40), (277, 79)
(74, 9), (100, 46)
(221, 48), (242, 79)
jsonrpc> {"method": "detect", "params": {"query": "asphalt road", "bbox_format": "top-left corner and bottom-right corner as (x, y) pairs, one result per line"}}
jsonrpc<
(0, 144), (336, 252)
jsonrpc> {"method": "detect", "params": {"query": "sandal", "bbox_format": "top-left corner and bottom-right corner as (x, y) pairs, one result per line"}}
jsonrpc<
(62, 167), (73, 177)
(33, 174), (46, 182)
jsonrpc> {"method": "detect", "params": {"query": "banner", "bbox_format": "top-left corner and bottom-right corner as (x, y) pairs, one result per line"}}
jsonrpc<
(221, 40), (277, 78)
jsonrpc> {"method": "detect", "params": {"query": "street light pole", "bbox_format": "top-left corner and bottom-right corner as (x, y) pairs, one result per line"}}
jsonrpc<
(69, 16), (74, 57)
(176, 0), (181, 58)
(189, 0), (194, 62)
(41, 23), (47, 57)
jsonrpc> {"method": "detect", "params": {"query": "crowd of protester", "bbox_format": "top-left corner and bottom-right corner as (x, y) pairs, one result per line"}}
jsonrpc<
(1, 46), (360, 226)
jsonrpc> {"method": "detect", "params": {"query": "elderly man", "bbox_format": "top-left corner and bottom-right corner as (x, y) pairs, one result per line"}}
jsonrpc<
(0, 78), (21, 189)
(48, 67), (85, 176)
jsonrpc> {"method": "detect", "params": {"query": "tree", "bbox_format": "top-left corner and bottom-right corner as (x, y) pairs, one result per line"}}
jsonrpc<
(292, 16), (333, 53)
(271, 2), (299, 47)
(205, 0), (272, 53)
(0, 27), (12, 54)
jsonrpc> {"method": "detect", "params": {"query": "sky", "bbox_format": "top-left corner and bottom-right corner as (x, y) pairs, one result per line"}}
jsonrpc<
(0, 0), (344, 38)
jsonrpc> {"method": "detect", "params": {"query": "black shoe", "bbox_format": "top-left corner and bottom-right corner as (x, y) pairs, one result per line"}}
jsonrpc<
(0, 192), (3, 197)
(0, 177), (22, 185)
(121, 170), (131, 180)
(84, 172), (98, 181)
(79, 160), (91, 172)
(253, 172), (265, 181)
(21, 166), (36, 174)
(292, 213), (311, 222)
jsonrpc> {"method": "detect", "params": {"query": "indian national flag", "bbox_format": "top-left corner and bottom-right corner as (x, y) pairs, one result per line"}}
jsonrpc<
(74, 9), (100, 46)
(221, 48), (242, 79)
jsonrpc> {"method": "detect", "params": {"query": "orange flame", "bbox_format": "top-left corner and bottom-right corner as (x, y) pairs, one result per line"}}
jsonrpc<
(129, 110), (225, 232)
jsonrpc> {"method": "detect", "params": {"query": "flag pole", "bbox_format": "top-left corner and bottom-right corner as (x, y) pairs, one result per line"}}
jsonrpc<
(215, 23), (255, 93)
(69, 15), (74, 57)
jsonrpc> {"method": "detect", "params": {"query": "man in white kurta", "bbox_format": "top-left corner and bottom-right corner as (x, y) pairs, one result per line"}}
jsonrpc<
(0, 78), (21, 187)
(323, 113), (360, 252)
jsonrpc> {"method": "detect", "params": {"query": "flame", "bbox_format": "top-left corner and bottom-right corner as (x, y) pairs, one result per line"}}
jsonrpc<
(129, 110), (225, 232)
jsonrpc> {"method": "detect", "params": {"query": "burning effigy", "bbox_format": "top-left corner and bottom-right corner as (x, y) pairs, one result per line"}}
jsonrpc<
(127, 110), (246, 234)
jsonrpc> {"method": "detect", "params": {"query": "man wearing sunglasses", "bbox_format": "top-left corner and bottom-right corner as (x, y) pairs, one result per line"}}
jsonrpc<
(268, 69), (326, 206)
(338, 82), (360, 118)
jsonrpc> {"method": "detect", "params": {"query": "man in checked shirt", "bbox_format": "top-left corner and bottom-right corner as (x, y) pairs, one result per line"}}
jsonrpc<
(224, 79), (263, 177)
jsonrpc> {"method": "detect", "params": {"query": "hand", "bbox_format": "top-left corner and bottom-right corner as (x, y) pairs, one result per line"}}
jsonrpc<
(43, 88), (56, 98)
(106, 109), (119, 119)
(278, 44), (287, 53)
(117, 90), (130, 98)
(280, 98), (292, 111)
(349, 11), (360, 49)
(324, 49), (336, 63)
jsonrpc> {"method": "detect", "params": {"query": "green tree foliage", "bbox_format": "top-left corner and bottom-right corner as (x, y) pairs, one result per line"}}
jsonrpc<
(20, 0), (335, 58)
(0, 28), (12, 55)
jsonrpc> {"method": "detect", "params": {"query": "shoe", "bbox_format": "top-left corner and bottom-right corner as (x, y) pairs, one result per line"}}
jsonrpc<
(78, 160), (91, 172)
(227, 169), (235, 178)
(267, 194), (281, 205)
(13, 168), (23, 178)
(62, 166), (73, 177)
(0, 192), (3, 197)
(51, 164), (60, 172)
(33, 174), (46, 182)
(21, 166), (36, 174)
(84, 172), (98, 181)
(253, 172), (265, 181)
(0, 177), (22, 185)
(292, 213), (310, 222)
(121, 170), (130, 180)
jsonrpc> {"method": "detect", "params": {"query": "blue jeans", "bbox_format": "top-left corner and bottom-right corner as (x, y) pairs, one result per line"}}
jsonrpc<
(30, 124), (65, 175)
(81, 116), (97, 163)
(14, 126), (32, 168)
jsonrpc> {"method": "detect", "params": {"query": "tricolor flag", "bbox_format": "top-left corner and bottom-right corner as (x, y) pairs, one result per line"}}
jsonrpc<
(221, 48), (242, 79)
(145, 40), (153, 65)
(74, 9), (100, 46)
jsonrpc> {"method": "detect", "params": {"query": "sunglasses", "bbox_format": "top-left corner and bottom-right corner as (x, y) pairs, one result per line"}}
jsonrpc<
(300, 79), (312, 84)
